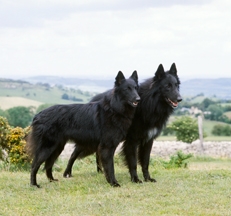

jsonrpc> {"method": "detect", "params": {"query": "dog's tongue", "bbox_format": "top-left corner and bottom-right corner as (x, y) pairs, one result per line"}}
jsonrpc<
(172, 101), (178, 107)
(168, 98), (178, 107)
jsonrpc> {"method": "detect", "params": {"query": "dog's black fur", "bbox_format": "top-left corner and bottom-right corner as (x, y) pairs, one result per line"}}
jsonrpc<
(122, 63), (182, 183)
(94, 63), (182, 182)
(26, 71), (140, 188)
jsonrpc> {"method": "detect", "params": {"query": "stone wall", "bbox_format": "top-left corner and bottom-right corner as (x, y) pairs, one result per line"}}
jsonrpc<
(60, 140), (231, 159)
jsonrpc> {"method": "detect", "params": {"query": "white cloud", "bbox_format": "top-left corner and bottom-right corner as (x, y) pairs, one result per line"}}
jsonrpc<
(0, 0), (230, 79)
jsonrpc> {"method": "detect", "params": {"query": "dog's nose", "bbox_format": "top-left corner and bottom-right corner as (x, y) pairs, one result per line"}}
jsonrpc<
(136, 97), (141, 102)
(177, 96), (182, 102)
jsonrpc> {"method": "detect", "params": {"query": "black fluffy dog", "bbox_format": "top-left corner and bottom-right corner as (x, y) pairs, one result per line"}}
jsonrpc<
(92, 63), (182, 182)
(26, 71), (140, 188)
(121, 63), (182, 183)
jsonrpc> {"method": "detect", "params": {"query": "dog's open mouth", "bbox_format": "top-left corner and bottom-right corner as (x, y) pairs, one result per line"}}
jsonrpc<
(129, 101), (139, 107)
(167, 98), (178, 108)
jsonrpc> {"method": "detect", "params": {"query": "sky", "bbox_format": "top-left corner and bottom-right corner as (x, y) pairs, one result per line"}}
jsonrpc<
(0, 0), (231, 81)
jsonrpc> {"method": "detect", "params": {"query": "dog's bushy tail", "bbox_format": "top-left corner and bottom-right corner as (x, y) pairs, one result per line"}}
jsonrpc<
(25, 128), (37, 159)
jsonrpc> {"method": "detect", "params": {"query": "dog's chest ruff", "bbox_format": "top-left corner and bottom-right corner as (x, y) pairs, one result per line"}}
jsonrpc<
(146, 127), (158, 141)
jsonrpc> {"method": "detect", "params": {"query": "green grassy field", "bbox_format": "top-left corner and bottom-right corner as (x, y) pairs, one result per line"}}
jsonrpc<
(1, 156), (231, 216)
(185, 95), (219, 104)
(0, 81), (92, 107)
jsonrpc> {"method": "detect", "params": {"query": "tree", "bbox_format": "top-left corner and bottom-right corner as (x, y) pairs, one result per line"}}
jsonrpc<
(205, 104), (223, 121)
(199, 98), (215, 110)
(36, 104), (54, 114)
(212, 124), (231, 136)
(62, 93), (69, 100)
(0, 108), (7, 118)
(6, 106), (34, 128)
(168, 116), (199, 143)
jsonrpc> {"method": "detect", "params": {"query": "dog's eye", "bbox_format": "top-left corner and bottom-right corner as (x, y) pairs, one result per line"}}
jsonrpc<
(127, 86), (132, 91)
(166, 83), (172, 88)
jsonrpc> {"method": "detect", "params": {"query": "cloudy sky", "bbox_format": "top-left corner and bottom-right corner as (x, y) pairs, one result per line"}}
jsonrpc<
(0, 0), (230, 80)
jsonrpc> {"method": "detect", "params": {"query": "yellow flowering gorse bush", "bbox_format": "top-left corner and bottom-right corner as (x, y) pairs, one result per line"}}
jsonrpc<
(0, 117), (10, 150)
(0, 116), (31, 166)
(7, 127), (31, 165)
(0, 117), (11, 160)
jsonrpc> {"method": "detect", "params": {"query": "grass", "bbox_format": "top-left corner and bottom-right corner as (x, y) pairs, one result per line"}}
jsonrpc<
(1, 156), (231, 215)
(202, 119), (230, 136)
(157, 135), (231, 142)
(0, 81), (92, 109)
(186, 95), (219, 104)
(224, 111), (231, 119)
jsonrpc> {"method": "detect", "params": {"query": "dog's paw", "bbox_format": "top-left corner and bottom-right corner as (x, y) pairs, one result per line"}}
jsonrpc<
(63, 172), (72, 178)
(111, 182), (121, 187)
(132, 177), (143, 183)
(145, 177), (157, 183)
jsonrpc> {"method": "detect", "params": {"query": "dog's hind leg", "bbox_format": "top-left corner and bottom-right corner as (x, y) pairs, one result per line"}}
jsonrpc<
(122, 140), (142, 183)
(138, 139), (156, 182)
(45, 144), (65, 182)
(63, 145), (82, 178)
(99, 145), (120, 187)
(31, 153), (49, 188)
(96, 150), (103, 173)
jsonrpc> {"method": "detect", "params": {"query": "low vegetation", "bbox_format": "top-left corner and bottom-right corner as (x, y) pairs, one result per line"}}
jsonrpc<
(0, 156), (231, 215)
(167, 116), (200, 143)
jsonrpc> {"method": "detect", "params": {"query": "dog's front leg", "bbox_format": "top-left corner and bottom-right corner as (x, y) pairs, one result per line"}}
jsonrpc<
(139, 139), (157, 182)
(99, 145), (120, 187)
(122, 140), (142, 183)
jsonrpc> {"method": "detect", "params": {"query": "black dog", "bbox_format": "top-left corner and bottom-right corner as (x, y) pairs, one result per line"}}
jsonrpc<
(121, 63), (182, 183)
(26, 71), (140, 188)
(94, 63), (182, 182)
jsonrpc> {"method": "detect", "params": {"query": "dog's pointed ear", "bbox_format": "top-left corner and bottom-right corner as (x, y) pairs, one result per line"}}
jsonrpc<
(154, 64), (165, 81)
(115, 71), (125, 86)
(169, 63), (177, 76)
(130, 70), (138, 84)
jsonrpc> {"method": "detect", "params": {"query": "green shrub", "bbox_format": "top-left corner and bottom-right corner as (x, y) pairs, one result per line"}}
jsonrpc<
(212, 124), (231, 136)
(161, 151), (193, 169)
(168, 116), (199, 143)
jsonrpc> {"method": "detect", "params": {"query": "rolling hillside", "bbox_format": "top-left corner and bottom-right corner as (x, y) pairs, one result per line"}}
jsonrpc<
(0, 78), (94, 110)
(23, 76), (231, 99)
(1, 77), (231, 110)
(181, 78), (231, 99)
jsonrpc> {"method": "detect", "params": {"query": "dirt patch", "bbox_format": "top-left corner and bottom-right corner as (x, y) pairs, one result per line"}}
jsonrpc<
(0, 96), (43, 110)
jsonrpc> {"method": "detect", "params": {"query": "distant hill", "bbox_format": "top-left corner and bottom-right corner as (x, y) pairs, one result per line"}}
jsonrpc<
(24, 76), (113, 92)
(0, 78), (94, 109)
(24, 76), (231, 99)
(1, 77), (231, 106)
(181, 78), (231, 99)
